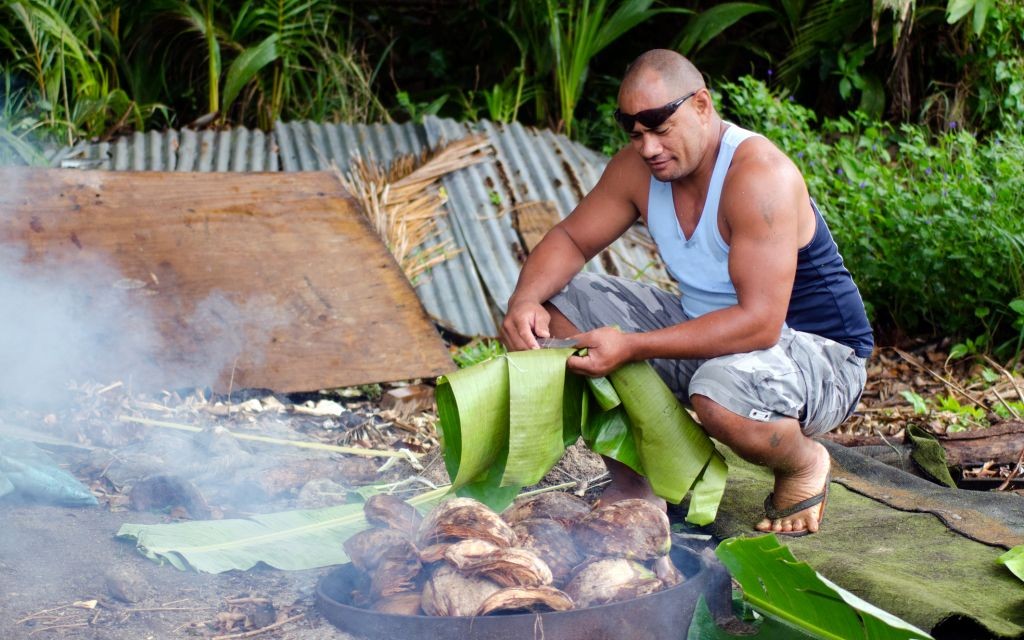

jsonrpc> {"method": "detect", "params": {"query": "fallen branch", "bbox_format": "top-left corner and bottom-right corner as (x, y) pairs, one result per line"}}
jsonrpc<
(117, 415), (415, 459)
(210, 613), (304, 640)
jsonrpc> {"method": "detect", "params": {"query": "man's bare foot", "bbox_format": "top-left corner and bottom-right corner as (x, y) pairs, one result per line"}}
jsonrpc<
(755, 441), (831, 535)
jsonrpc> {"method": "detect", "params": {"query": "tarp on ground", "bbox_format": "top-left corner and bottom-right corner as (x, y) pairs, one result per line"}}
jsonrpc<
(694, 441), (1024, 639)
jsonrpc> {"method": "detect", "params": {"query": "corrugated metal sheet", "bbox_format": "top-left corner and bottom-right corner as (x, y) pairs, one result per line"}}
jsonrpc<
(50, 117), (670, 337)
(58, 128), (278, 172)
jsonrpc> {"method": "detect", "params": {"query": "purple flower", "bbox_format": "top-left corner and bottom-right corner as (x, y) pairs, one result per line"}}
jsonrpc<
(836, 167), (844, 175)
(859, 181), (867, 188)
(797, 151), (805, 159)
(949, 121), (958, 129)
(925, 167), (932, 175)
(767, 69), (774, 77)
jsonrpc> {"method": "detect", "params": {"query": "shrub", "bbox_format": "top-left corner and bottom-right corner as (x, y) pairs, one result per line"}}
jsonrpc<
(719, 76), (1024, 351)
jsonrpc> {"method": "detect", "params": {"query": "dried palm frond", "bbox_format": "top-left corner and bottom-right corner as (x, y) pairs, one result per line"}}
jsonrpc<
(335, 134), (491, 284)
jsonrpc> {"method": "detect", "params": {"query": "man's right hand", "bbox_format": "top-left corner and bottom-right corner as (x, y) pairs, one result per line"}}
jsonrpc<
(500, 300), (552, 351)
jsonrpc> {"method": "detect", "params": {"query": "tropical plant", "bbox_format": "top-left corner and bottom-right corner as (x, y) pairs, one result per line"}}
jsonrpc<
(720, 76), (1024, 349)
(543, 0), (669, 138)
(0, 0), (155, 144)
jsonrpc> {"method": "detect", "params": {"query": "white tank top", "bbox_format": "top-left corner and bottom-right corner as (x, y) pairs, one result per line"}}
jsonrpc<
(646, 124), (759, 319)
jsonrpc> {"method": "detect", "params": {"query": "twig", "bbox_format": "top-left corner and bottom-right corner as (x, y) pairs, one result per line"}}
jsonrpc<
(117, 415), (414, 459)
(991, 387), (1022, 420)
(97, 381), (124, 395)
(996, 446), (1024, 492)
(16, 604), (73, 623)
(893, 348), (987, 409)
(210, 613), (304, 640)
(982, 354), (1024, 406)
(516, 481), (578, 499)
(224, 597), (271, 606)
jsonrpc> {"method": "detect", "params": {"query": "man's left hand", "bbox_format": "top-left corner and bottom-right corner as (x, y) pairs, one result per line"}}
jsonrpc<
(567, 326), (634, 377)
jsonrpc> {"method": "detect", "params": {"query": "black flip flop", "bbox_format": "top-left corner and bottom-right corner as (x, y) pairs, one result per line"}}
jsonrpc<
(761, 468), (831, 538)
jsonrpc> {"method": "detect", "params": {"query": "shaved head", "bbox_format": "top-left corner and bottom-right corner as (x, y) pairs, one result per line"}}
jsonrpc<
(620, 49), (704, 97)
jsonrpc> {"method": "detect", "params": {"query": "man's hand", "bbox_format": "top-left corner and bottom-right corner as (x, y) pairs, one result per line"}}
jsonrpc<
(567, 327), (634, 377)
(501, 300), (551, 351)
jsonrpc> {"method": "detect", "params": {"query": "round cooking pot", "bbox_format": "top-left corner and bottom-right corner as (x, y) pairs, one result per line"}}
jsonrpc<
(316, 544), (730, 640)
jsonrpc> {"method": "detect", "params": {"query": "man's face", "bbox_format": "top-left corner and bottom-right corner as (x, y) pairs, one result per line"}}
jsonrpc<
(617, 78), (706, 182)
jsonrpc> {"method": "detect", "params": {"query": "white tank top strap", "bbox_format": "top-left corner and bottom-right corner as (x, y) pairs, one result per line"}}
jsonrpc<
(645, 123), (761, 319)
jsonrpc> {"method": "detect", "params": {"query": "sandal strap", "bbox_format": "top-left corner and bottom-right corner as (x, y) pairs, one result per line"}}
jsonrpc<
(763, 489), (826, 520)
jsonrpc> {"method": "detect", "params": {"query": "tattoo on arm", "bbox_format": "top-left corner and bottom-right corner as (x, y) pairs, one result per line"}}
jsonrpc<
(769, 432), (782, 448)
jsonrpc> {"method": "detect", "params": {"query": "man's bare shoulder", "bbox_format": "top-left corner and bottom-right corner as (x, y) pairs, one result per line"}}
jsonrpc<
(724, 136), (807, 207)
(596, 146), (651, 201)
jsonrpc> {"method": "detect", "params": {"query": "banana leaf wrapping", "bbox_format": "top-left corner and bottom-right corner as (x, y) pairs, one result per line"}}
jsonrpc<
(436, 349), (727, 524)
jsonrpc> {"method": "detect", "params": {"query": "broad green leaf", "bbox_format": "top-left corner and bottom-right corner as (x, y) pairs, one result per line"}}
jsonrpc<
(998, 545), (1024, 583)
(971, 0), (992, 35)
(716, 535), (932, 640)
(503, 349), (572, 486)
(437, 353), (726, 517)
(436, 356), (509, 490)
(686, 450), (728, 525)
(116, 487), (448, 573)
(609, 362), (718, 504)
(562, 371), (586, 447)
(222, 34), (278, 118)
(582, 405), (643, 474)
(587, 375), (621, 410)
(946, 0), (975, 24)
(676, 3), (775, 55)
(687, 594), (817, 639)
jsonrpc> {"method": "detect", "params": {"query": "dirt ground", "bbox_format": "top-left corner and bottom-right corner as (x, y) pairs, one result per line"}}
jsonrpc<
(2, 343), (1021, 639)
(1, 502), (351, 640)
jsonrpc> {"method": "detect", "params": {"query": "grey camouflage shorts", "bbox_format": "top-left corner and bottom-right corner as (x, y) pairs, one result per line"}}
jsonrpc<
(548, 272), (867, 436)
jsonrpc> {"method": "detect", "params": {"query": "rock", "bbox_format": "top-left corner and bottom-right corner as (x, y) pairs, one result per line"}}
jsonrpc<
(104, 567), (147, 603)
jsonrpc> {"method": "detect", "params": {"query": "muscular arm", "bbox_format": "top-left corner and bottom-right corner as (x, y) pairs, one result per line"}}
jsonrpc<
(502, 150), (642, 350)
(571, 140), (808, 374)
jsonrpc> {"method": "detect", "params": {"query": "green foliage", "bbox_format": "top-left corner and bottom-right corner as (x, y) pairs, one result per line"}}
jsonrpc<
(721, 76), (1024, 349)
(543, 0), (665, 137)
(395, 90), (448, 124)
(451, 338), (507, 369)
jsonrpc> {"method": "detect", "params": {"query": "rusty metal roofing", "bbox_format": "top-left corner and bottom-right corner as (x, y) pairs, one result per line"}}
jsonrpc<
(46, 117), (670, 338)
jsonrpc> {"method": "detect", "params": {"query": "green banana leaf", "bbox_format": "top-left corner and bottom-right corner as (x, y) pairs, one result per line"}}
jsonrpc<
(715, 534), (933, 640)
(687, 595), (817, 639)
(116, 487), (448, 573)
(436, 350), (727, 523)
(998, 545), (1024, 583)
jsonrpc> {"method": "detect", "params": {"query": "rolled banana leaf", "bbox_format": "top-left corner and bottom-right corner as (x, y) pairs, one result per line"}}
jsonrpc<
(436, 350), (726, 524)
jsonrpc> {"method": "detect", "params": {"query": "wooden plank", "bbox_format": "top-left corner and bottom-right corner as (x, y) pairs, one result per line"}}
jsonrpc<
(0, 168), (454, 393)
(512, 200), (562, 255)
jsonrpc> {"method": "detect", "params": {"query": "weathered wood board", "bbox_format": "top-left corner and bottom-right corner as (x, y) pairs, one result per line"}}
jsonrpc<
(512, 200), (562, 255)
(0, 168), (454, 393)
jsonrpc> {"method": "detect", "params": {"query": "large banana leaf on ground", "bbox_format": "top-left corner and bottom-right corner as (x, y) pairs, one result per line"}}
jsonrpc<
(713, 534), (933, 639)
(436, 349), (727, 523)
(116, 487), (448, 573)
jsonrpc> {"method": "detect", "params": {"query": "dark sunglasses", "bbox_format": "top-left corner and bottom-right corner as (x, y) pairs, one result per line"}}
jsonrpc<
(613, 90), (699, 132)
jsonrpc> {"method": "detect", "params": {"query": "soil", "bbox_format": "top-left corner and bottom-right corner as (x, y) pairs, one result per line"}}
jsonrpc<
(1, 502), (350, 640)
